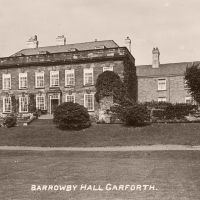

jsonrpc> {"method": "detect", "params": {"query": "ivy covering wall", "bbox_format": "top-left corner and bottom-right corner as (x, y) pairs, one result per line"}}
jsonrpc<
(28, 93), (36, 113)
(95, 71), (125, 104)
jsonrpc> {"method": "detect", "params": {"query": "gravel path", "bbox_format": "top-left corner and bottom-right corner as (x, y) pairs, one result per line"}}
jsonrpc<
(0, 145), (200, 151)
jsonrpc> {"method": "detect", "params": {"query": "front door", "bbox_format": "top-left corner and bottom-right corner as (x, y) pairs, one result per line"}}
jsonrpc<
(51, 99), (59, 114)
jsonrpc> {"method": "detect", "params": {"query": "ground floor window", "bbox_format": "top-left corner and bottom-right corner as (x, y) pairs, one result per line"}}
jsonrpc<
(19, 96), (28, 112)
(3, 97), (11, 113)
(36, 95), (46, 110)
(65, 94), (75, 103)
(158, 97), (167, 102)
(84, 94), (94, 111)
(185, 96), (193, 104)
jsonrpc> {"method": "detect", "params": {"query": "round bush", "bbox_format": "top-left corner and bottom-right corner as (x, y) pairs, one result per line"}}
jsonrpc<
(122, 104), (150, 126)
(53, 102), (91, 130)
(3, 114), (17, 128)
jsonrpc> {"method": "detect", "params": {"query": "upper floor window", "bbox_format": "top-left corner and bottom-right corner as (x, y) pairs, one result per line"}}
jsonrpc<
(84, 68), (93, 85)
(65, 69), (75, 86)
(35, 72), (44, 88)
(185, 96), (193, 104)
(103, 66), (113, 72)
(3, 97), (11, 113)
(50, 71), (59, 87)
(19, 96), (28, 112)
(65, 94), (75, 103)
(158, 97), (167, 102)
(19, 73), (28, 89)
(36, 94), (46, 110)
(184, 80), (189, 89)
(158, 79), (166, 91)
(2, 74), (11, 90)
(84, 93), (94, 111)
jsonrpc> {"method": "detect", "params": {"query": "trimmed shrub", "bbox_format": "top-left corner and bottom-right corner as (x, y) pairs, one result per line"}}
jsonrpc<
(144, 101), (198, 121)
(53, 102), (91, 130)
(143, 101), (172, 110)
(165, 103), (197, 120)
(151, 109), (165, 121)
(3, 114), (17, 128)
(111, 103), (150, 126)
(123, 104), (150, 126)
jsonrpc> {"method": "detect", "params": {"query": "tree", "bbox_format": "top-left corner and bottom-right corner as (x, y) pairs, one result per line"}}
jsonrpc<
(95, 71), (125, 103)
(185, 63), (200, 104)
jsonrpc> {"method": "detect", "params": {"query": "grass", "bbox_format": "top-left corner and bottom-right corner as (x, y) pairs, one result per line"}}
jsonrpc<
(0, 150), (200, 200)
(0, 119), (200, 147)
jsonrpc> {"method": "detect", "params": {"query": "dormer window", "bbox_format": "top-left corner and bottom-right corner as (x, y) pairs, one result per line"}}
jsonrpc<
(95, 45), (106, 50)
(38, 51), (49, 55)
(66, 48), (78, 52)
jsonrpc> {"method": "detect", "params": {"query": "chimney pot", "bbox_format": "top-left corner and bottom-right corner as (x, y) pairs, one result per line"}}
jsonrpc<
(56, 35), (66, 45)
(152, 47), (160, 68)
(26, 35), (39, 48)
(124, 36), (131, 53)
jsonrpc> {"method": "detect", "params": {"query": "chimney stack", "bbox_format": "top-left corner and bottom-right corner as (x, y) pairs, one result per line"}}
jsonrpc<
(152, 47), (160, 68)
(56, 35), (66, 45)
(124, 36), (131, 53)
(26, 35), (39, 48)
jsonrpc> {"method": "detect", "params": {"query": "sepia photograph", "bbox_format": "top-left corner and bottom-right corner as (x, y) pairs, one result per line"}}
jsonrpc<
(0, 0), (200, 199)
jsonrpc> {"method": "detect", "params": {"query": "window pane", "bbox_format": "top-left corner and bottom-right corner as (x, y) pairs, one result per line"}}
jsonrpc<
(158, 97), (166, 102)
(36, 72), (44, 88)
(85, 94), (94, 111)
(19, 73), (28, 89)
(50, 71), (59, 87)
(84, 68), (93, 85)
(103, 66), (113, 72)
(65, 71), (75, 86)
(19, 96), (28, 112)
(158, 79), (166, 90)
(36, 96), (45, 110)
(66, 95), (75, 103)
(3, 97), (11, 113)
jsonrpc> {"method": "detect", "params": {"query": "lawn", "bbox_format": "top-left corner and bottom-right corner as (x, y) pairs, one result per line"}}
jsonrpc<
(0, 119), (200, 147)
(0, 150), (200, 200)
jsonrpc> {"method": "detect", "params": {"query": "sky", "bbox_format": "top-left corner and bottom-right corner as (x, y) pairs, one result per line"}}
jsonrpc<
(0, 0), (199, 65)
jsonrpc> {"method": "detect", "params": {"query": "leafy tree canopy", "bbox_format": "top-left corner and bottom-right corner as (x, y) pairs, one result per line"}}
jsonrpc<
(185, 63), (200, 104)
(95, 71), (125, 103)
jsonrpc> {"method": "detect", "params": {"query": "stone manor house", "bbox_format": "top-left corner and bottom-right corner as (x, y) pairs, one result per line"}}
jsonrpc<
(0, 36), (137, 115)
(0, 35), (197, 115)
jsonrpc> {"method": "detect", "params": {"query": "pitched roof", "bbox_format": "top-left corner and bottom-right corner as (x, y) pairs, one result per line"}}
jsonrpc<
(11, 40), (119, 56)
(136, 61), (200, 77)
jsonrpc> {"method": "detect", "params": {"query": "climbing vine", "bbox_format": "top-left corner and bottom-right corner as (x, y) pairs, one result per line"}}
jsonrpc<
(11, 95), (18, 113)
(28, 93), (36, 113)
